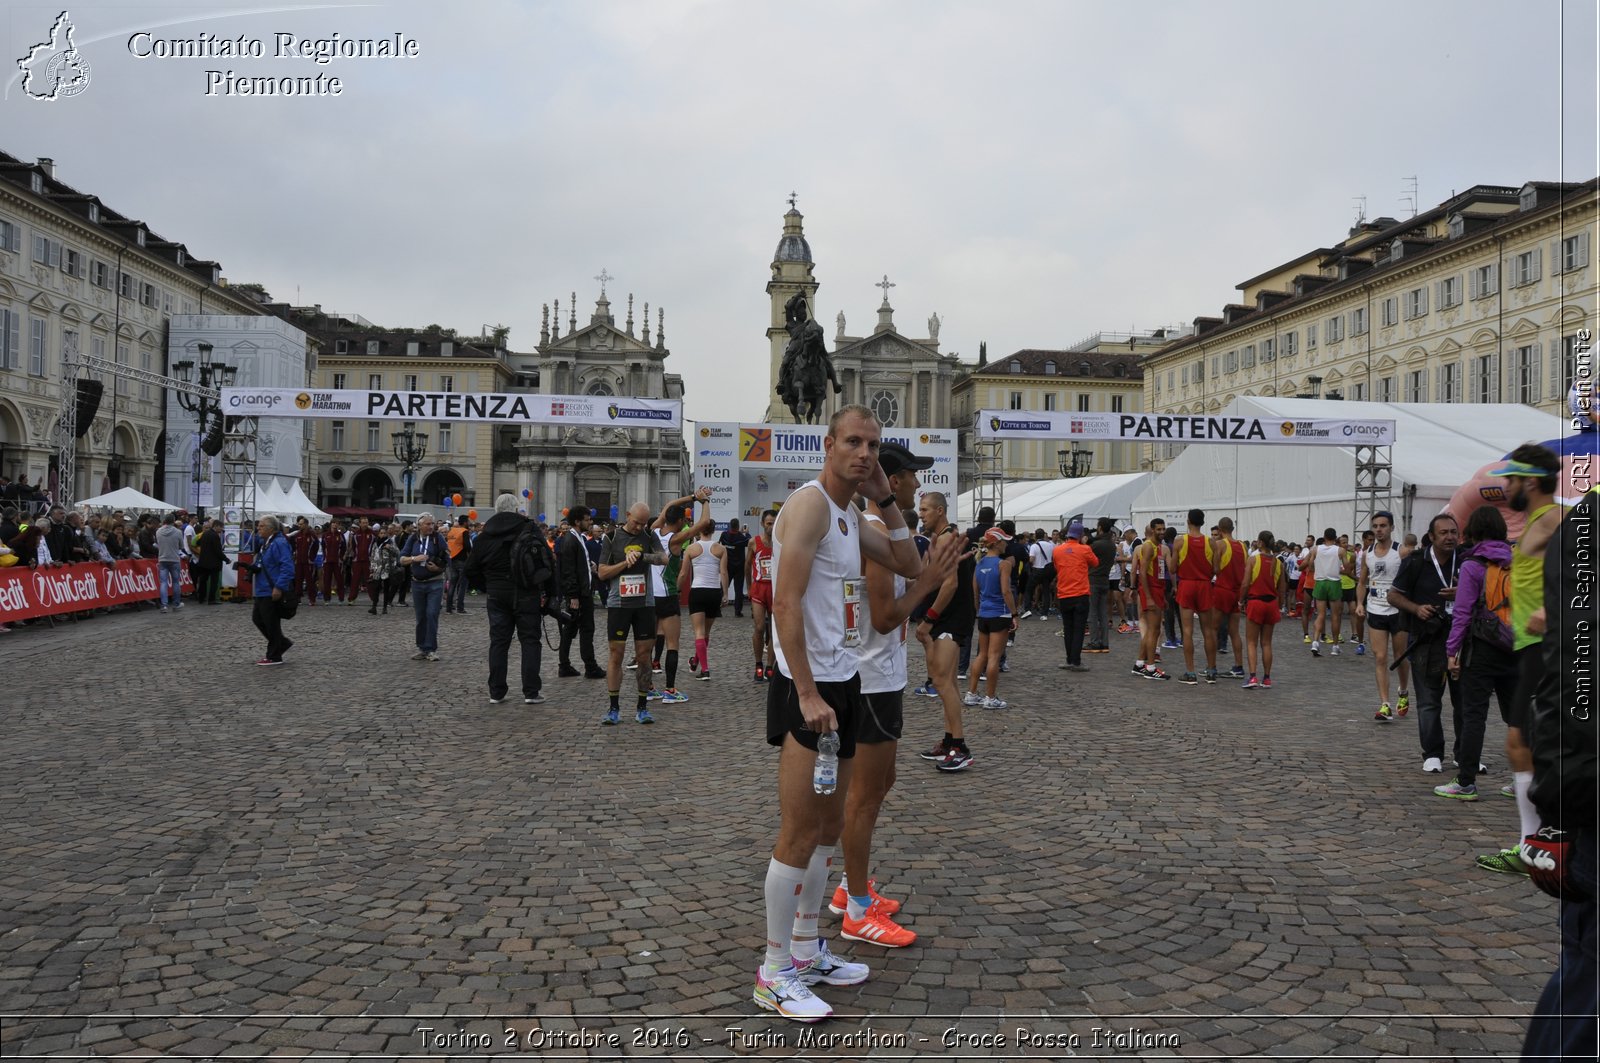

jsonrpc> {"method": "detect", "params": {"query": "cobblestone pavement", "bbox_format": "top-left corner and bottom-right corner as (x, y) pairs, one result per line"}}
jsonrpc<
(0, 599), (1556, 1059)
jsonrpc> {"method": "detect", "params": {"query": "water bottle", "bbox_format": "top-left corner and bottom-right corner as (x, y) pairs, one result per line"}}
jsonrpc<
(813, 732), (840, 795)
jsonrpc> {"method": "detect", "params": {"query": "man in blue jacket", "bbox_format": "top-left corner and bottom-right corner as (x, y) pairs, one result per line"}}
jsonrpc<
(251, 515), (297, 666)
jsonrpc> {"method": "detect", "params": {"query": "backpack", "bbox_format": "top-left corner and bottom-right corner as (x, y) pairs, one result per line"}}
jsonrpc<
(1465, 557), (1513, 650)
(510, 520), (555, 601)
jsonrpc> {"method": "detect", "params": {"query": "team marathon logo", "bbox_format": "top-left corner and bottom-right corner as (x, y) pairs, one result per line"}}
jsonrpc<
(17, 11), (92, 100)
(296, 393), (313, 410)
(1280, 421), (1296, 437)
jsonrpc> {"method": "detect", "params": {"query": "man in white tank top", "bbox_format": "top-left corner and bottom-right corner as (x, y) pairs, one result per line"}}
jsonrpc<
(755, 406), (924, 1024)
(1356, 512), (1410, 721)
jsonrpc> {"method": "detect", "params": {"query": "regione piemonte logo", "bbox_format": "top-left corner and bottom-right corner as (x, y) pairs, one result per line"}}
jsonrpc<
(18, 11), (92, 100)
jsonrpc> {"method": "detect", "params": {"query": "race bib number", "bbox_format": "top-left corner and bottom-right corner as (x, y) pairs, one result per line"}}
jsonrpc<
(756, 556), (773, 582)
(842, 576), (863, 648)
(619, 573), (646, 598)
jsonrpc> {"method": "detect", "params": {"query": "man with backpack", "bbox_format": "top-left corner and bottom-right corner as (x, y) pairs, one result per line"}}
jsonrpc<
(466, 494), (559, 705)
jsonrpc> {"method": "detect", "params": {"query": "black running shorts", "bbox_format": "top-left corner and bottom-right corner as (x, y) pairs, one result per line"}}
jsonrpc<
(688, 587), (723, 617)
(607, 606), (656, 643)
(1366, 611), (1406, 634)
(655, 594), (682, 620)
(1508, 643), (1538, 733)
(857, 689), (904, 744)
(766, 670), (863, 758)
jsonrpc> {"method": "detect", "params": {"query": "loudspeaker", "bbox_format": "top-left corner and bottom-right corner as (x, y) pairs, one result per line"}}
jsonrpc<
(200, 417), (225, 457)
(74, 379), (103, 437)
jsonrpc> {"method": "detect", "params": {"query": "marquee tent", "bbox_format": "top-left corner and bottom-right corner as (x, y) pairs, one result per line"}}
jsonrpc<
(252, 479), (332, 522)
(1129, 397), (1565, 539)
(956, 472), (1154, 530)
(74, 486), (178, 512)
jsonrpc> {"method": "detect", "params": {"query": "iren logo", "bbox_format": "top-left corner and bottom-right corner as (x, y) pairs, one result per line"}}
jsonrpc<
(18, 11), (92, 101)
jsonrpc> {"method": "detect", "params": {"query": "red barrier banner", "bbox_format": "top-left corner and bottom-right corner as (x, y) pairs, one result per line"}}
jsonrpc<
(0, 559), (193, 622)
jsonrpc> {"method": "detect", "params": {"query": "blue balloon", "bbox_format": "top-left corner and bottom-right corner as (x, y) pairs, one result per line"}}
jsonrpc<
(610, 504), (619, 520)
(538, 512), (547, 523)
(442, 497), (453, 507)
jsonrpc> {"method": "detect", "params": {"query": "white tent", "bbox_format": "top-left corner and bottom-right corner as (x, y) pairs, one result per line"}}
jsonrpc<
(251, 479), (332, 522)
(1130, 397), (1566, 539)
(74, 486), (178, 512)
(957, 472), (1155, 531)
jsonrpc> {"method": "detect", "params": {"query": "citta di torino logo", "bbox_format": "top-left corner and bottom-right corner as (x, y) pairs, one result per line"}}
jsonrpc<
(17, 11), (92, 100)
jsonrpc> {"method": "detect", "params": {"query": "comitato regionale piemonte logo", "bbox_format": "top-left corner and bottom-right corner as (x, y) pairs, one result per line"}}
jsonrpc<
(18, 11), (92, 101)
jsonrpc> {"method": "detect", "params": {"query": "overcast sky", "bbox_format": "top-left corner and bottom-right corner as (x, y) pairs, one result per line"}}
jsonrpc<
(5, 0), (1595, 425)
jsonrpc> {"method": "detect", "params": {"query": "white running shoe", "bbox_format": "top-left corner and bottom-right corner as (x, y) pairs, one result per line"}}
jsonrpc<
(981, 696), (1008, 709)
(1331, 644), (1341, 656)
(962, 691), (983, 706)
(1310, 639), (1322, 657)
(753, 965), (832, 1022)
(794, 940), (870, 987)
(1422, 757), (1443, 773)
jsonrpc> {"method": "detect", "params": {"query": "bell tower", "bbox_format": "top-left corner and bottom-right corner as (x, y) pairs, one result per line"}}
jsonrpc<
(764, 194), (818, 423)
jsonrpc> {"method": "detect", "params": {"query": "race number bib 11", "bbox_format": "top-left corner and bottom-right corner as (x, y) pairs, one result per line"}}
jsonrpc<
(756, 556), (773, 582)
(619, 573), (646, 598)
(842, 576), (863, 648)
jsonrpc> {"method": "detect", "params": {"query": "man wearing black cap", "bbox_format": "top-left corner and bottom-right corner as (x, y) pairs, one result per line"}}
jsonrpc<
(831, 441), (961, 947)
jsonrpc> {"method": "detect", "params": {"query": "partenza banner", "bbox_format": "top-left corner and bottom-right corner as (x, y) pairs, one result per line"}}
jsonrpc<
(976, 410), (1396, 446)
(0, 559), (192, 622)
(696, 423), (959, 524)
(221, 388), (682, 429)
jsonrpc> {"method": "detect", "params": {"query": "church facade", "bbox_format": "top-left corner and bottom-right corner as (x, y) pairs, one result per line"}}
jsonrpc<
(763, 203), (960, 428)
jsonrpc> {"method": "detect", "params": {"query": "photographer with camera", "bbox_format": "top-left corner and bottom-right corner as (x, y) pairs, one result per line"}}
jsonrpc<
(1388, 513), (1462, 777)
(399, 513), (450, 662)
(466, 494), (560, 705)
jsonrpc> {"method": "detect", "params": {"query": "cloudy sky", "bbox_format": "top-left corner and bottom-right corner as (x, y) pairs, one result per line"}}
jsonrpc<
(5, 0), (1595, 425)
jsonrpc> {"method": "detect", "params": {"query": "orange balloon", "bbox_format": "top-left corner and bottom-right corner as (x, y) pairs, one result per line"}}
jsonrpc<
(452, 492), (463, 506)
(562, 507), (570, 517)
(468, 509), (478, 520)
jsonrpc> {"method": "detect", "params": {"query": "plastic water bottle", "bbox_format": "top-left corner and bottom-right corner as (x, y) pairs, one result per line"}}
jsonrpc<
(813, 732), (840, 795)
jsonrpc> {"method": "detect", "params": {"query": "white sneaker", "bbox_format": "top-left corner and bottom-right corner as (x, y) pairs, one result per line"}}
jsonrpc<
(981, 696), (1008, 710)
(754, 965), (832, 1022)
(1331, 644), (1341, 656)
(1422, 757), (1443, 773)
(1310, 640), (1322, 656)
(1020, 609), (1033, 619)
(962, 691), (983, 706)
(794, 940), (870, 987)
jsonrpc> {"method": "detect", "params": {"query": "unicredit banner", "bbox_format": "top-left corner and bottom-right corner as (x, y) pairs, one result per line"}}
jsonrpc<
(0, 559), (192, 622)
(221, 388), (682, 429)
(975, 410), (1396, 446)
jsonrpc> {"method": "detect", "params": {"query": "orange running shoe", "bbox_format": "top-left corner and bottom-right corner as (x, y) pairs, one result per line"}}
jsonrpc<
(828, 878), (901, 916)
(840, 904), (917, 948)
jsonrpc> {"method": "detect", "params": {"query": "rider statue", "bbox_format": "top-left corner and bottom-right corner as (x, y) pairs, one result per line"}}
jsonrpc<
(775, 292), (842, 424)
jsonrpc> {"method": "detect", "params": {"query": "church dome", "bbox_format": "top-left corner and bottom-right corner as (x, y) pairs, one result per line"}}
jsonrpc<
(773, 207), (812, 264)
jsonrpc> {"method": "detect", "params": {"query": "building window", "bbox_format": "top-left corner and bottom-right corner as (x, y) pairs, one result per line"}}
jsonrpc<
(1381, 296), (1399, 327)
(28, 317), (46, 376)
(369, 373), (383, 390)
(1350, 307), (1367, 336)
(1043, 360), (1056, 375)
(868, 388), (899, 427)
(62, 248), (82, 278)
(1009, 360), (1022, 374)
(1379, 375), (1396, 403)
(1181, 366), (1189, 386)
(1440, 361), (1460, 402)
(139, 347), (151, 400)
(1352, 382), (1367, 401)
(1561, 233), (1591, 272)
(1406, 369), (1426, 402)
(1439, 275), (1461, 309)
(91, 333), (104, 368)
(2, 310), (24, 370)
(331, 421), (345, 451)
(1043, 392), (1057, 412)
(1405, 287), (1428, 319)
(403, 374), (418, 392)
(0, 218), (18, 252)
(1260, 338), (1274, 363)
(1111, 395), (1124, 413)
(439, 374), (454, 393)
(91, 261), (109, 288)
(1513, 249), (1541, 287)
(1078, 394), (1091, 412)
(1327, 315), (1345, 343)
(1225, 350), (1238, 374)
(140, 283), (156, 308)
(1474, 355), (1496, 403)
(1008, 391), (1023, 410)
(367, 340), (380, 356)
(118, 271), (135, 299)
(438, 422), (453, 453)
(1167, 370), (1175, 392)
(1282, 332), (1297, 357)
(162, 289), (173, 314)
(115, 342), (129, 395)
(334, 339), (348, 354)
(366, 421), (380, 451)
(1515, 344), (1541, 403)
(332, 372), (347, 390)
(1565, 334), (1584, 392)
(1471, 263), (1499, 298)
(32, 234), (55, 265)
(1306, 323), (1318, 349)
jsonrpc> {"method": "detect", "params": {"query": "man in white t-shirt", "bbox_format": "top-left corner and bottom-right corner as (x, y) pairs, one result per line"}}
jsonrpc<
(1355, 511), (1410, 721)
(1025, 531), (1053, 619)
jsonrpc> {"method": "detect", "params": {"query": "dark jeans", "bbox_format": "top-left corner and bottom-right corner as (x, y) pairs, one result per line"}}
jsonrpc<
(447, 556), (469, 612)
(411, 578), (443, 653)
(728, 566), (745, 616)
(195, 566), (221, 604)
(1164, 593), (1180, 643)
(251, 596), (289, 660)
(487, 594), (543, 700)
(560, 596), (599, 671)
(1456, 638), (1517, 786)
(1086, 585), (1110, 648)
(1411, 636), (1463, 762)
(1523, 829), (1598, 1061)
(1059, 595), (1089, 666)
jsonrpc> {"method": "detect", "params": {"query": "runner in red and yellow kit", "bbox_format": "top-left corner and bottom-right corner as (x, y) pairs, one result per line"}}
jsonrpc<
(1238, 530), (1286, 689)
(1174, 508), (1219, 684)
(1211, 517), (1247, 678)
(1129, 518), (1170, 680)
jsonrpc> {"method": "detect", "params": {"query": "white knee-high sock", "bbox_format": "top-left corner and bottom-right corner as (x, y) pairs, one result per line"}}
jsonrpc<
(789, 845), (835, 960)
(763, 858), (807, 976)
(1514, 771), (1540, 840)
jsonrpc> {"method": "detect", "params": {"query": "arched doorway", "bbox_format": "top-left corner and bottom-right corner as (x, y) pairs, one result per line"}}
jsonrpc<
(0, 398), (24, 480)
(574, 463), (620, 520)
(351, 467), (394, 508)
(421, 468), (467, 507)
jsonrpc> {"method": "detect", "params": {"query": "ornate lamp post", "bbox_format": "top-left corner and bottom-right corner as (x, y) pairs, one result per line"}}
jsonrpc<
(1058, 443), (1093, 479)
(392, 422), (428, 505)
(172, 341), (236, 517)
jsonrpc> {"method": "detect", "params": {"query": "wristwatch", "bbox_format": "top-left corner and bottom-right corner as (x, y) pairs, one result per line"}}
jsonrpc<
(878, 494), (896, 510)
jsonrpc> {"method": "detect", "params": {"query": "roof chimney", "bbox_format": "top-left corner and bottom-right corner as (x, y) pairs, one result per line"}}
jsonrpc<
(37, 157), (54, 178)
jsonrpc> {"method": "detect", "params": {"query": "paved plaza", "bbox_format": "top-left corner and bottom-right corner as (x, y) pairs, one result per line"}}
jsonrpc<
(0, 599), (1557, 1058)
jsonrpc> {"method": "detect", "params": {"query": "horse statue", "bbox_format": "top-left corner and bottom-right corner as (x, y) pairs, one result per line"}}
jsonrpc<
(775, 293), (842, 424)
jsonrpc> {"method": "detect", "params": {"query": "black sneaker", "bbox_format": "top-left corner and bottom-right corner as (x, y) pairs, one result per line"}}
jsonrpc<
(557, 666), (581, 678)
(936, 745), (974, 772)
(920, 736), (953, 761)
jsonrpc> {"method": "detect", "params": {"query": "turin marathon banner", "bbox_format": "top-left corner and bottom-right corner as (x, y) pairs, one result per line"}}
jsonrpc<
(221, 388), (681, 429)
(976, 410), (1396, 446)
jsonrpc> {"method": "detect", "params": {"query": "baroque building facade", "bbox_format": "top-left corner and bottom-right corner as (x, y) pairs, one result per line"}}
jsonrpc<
(1142, 178), (1597, 469)
(0, 151), (264, 502)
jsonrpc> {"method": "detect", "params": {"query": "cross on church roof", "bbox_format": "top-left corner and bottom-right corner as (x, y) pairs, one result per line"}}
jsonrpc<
(875, 274), (896, 304)
(594, 267), (613, 295)
(787, 191), (798, 209)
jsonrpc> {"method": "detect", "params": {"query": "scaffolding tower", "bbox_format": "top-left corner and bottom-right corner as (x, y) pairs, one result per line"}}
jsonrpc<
(972, 439), (1005, 521)
(1353, 444), (1394, 533)
(220, 415), (260, 530)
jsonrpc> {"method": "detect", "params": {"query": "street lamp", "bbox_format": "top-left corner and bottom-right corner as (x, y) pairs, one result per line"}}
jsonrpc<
(1297, 374), (1324, 400)
(172, 340), (236, 517)
(392, 422), (429, 505)
(1058, 443), (1093, 479)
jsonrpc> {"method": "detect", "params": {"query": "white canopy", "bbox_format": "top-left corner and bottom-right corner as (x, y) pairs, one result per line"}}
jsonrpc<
(252, 479), (332, 522)
(957, 472), (1155, 531)
(1130, 397), (1566, 539)
(74, 486), (178, 512)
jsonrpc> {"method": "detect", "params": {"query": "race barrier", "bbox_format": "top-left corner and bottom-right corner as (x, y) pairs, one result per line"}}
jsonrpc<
(0, 559), (193, 623)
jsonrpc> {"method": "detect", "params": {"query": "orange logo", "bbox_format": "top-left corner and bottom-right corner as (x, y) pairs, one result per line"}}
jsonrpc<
(740, 427), (772, 462)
